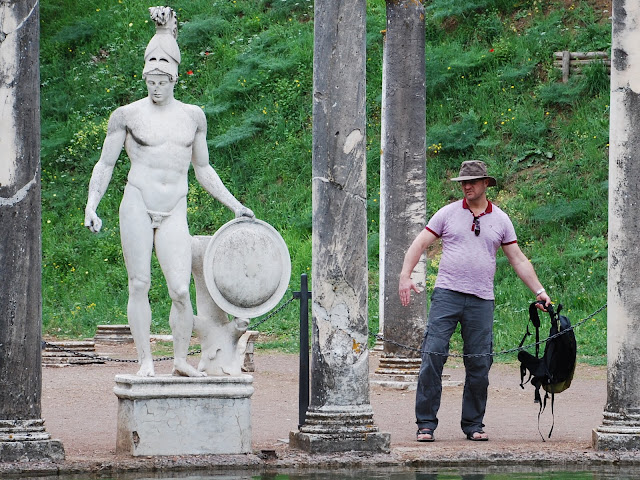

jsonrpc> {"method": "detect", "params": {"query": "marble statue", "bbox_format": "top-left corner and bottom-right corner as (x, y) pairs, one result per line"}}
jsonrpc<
(84, 6), (254, 377)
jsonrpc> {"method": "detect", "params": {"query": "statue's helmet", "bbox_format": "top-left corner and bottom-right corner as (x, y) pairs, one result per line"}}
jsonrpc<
(143, 6), (181, 81)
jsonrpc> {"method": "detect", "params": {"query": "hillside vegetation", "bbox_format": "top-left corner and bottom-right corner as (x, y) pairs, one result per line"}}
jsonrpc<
(40, 0), (611, 363)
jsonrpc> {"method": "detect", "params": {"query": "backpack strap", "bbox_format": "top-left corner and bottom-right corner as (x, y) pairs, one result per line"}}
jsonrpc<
(536, 390), (546, 442)
(548, 391), (556, 439)
(544, 304), (565, 439)
(519, 301), (546, 389)
(527, 301), (545, 357)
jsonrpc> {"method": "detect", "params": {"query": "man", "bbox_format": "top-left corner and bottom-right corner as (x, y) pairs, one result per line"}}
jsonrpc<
(85, 7), (253, 377)
(398, 160), (551, 442)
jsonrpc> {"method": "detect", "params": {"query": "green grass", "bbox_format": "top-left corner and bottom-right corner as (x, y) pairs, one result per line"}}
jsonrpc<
(41, 0), (609, 363)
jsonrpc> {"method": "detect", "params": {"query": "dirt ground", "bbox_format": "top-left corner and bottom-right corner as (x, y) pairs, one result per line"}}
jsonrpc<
(4, 342), (640, 476)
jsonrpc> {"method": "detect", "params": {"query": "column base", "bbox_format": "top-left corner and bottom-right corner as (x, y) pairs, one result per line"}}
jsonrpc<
(114, 374), (253, 456)
(0, 419), (65, 462)
(372, 356), (461, 390)
(289, 405), (390, 454)
(289, 430), (391, 454)
(592, 412), (640, 450)
(374, 356), (421, 375)
(372, 356), (420, 390)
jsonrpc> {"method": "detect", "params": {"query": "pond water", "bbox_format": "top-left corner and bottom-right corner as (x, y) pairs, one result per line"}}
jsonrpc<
(18, 466), (640, 480)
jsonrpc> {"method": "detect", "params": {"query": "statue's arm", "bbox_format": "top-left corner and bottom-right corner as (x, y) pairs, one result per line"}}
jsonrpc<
(191, 108), (254, 218)
(84, 108), (127, 233)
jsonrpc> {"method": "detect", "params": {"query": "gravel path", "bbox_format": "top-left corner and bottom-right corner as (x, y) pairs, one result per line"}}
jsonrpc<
(3, 343), (639, 476)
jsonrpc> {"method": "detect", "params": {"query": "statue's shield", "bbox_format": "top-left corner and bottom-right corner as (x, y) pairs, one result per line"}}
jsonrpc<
(202, 217), (291, 318)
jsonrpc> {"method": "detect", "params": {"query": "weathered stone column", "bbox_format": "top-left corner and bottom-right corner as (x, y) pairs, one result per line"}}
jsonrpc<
(592, 0), (640, 451)
(375, 0), (427, 388)
(289, 0), (390, 453)
(0, 1), (65, 462)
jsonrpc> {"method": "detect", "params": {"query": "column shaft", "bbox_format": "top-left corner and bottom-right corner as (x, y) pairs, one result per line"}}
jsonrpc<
(593, 0), (640, 451)
(290, 0), (390, 453)
(377, 0), (427, 382)
(0, 1), (64, 461)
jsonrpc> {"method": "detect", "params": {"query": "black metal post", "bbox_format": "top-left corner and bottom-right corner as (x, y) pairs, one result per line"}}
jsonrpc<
(293, 274), (312, 429)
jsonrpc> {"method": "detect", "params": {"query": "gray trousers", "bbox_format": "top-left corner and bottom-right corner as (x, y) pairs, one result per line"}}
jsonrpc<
(415, 288), (494, 435)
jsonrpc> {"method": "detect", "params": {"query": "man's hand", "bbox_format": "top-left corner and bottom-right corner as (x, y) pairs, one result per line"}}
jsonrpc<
(535, 291), (552, 311)
(399, 275), (422, 307)
(235, 206), (255, 218)
(84, 208), (102, 233)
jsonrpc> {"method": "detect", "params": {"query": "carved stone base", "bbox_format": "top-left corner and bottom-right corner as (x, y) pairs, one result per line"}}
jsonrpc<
(289, 405), (390, 453)
(42, 340), (104, 366)
(372, 356), (419, 390)
(241, 330), (260, 372)
(372, 356), (461, 390)
(375, 355), (421, 375)
(0, 419), (65, 462)
(94, 324), (134, 344)
(592, 412), (640, 450)
(114, 374), (253, 456)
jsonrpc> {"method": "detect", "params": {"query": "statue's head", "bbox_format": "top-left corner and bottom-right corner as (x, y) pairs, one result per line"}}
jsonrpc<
(143, 6), (180, 82)
(145, 73), (175, 105)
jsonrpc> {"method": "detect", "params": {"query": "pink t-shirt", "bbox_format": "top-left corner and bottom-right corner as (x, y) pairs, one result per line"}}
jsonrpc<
(426, 199), (517, 300)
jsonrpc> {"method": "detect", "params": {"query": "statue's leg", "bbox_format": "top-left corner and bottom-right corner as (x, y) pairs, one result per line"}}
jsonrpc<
(119, 185), (155, 377)
(155, 199), (205, 377)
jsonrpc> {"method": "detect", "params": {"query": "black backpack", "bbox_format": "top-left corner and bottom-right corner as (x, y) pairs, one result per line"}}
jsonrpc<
(517, 301), (577, 440)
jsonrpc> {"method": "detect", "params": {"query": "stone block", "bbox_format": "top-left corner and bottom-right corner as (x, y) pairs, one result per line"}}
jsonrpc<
(94, 325), (134, 344)
(42, 340), (104, 366)
(0, 419), (65, 462)
(242, 330), (260, 372)
(592, 428), (640, 451)
(290, 405), (391, 454)
(114, 374), (253, 456)
(289, 431), (391, 454)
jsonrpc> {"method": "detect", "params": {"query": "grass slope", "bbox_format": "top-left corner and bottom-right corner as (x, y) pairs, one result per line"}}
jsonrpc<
(40, 0), (610, 363)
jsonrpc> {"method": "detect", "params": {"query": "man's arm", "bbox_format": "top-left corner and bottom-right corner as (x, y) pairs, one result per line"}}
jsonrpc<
(399, 228), (438, 307)
(502, 242), (551, 307)
(84, 108), (127, 233)
(190, 108), (254, 218)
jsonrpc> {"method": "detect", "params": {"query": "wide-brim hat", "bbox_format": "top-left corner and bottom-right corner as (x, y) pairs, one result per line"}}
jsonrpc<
(450, 160), (497, 187)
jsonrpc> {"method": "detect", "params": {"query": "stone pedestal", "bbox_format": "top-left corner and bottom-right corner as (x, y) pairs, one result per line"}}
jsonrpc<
(42, 340), (104, 366)
(94, 324), (134, 344)
(114, 374), (253, 456)
(371, 357), (462, 390)
(593, 413), (640, 450)
(0, 420), (65, 462)
(241, 330), (260, 372)
(372, 356), (421, 390)
(289, 405), (390, 454)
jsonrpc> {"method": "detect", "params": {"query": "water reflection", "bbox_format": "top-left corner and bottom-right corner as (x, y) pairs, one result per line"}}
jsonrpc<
(17, 466), (640, 480)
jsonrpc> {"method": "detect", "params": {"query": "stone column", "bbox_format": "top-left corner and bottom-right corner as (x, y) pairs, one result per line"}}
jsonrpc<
(592, 0), (640, 451)
(289, 0), (390, 453)
(375, 0), (427, 388)
(0, 0), (65, 462)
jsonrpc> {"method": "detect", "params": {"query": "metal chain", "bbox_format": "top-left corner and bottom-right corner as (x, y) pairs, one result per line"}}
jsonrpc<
(44, 298), (606, 363)
(41, 341), (198, 363)
(42, 295), (297, 363)
(248, 295), (295, 330)
(376, 303), (607, 359)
